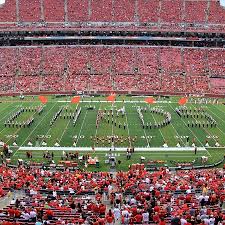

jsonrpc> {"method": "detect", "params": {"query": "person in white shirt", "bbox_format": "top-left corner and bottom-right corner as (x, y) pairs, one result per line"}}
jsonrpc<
(30, 189), (37, 195)
(0, 140), (4, 146)
(180, 217), (187, 225)
(22, 212), (30, 220)
(9, 198), (15, 206)
(198, 194), (204, 202)
(163, 142), (168, 148)
(28, 141), (33, 146)
(186, 189), (192, 194)
(53, 190), (57, 198)
(69, 188), (75, 194)
(176, 142), (181, 147)
(13, 141), (18, 146)
(122, 209), (130, 225)
(108, 184), (113, 195)
(20, 200), (26, 207)
(130, 197), (136, 205)
(30, 208), (37, 221)
(54, 142), (60, 147)
(215, 142), (220, 147)
(204, 195), (209, 202)
(113, 207), (121, 220)
(209, 215), (215, 225)
(203, 217), (210, 225)
(205, 142), (209, 147)
(142, 211), (149, 224)
(42, 141), (47, 146)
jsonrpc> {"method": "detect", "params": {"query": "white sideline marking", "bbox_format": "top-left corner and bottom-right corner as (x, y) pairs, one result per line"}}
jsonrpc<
(17, 146), (207, 152)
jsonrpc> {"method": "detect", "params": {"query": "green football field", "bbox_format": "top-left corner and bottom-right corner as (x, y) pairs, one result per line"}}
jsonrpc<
(0, 95), (225, 170)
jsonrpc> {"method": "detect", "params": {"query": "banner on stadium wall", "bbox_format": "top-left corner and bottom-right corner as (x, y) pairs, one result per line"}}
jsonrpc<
(220, 0), (225, 7)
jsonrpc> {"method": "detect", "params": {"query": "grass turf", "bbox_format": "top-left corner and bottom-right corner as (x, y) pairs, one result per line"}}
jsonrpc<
(0, 95), (224, 171)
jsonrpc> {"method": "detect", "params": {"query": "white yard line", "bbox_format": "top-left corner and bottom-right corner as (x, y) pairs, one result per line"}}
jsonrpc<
(0, 102), (15, 114)
(124, 106), (132, 147)
(169, 123), (186, 146)
(168, 103), (204, 147)
(207, 107), (225, 136)
(16, 146), (207, 152)
(111, 103), (114, 138)
(75, 111), (88, 147)
(0, 103), (21, 123)
(189, 103), (218, 144)
(94, 102), (102, 147)
(213, 104), (225, 115)
(58, 117), (72, 144)
(58, 103), (76, 143)
(0, 104), (28, 136)
(135, 102), (150, 147)
(6, 102), (38, 145)
(15, 102), (57, 151)
(147, 105), (165, 142)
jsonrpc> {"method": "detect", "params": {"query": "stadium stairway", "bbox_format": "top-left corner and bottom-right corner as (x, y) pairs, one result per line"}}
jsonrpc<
(0, 190), (25, 210)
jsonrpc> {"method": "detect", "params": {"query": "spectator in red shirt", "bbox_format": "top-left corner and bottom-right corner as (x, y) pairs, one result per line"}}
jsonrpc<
(105, 209), (115, 225)
(159, 217), (166, 225)
(45, 209), (54, 220)
(134, 213), (143, 224)
(7, 206), (14, 218)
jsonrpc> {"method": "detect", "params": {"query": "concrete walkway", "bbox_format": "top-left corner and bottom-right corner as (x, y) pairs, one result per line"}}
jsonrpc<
(0, 190), (26, 210)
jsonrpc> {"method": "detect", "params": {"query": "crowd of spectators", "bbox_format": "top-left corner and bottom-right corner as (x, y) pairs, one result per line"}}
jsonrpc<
(0, 165), (224, 224)
(0, 0), (225, 32)
(0, 46), (224, 95)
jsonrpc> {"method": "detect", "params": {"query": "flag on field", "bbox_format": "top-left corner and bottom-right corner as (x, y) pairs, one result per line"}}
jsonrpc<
(106, 94), (116, 102)
(178, 97), (188, 105)
(38, 95), (48, 104)
(145, 97), (155, 104)
(71, 96), (81, 104)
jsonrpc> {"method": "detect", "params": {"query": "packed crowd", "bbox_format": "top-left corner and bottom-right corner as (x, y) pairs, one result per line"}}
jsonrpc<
(0, 164), (224, 225)
(0, 46), (224, 95)
(0, 0), (225, 31)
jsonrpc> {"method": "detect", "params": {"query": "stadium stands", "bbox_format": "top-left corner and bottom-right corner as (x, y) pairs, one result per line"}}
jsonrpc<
(19, 0), (41, 22)
(0, 1), (224, 225)
(67, 0), (89, 22)
(43, 0), (64, 22)
(208, 49), (225, 77)
(18, 47), (42, 75)
(210, 78), (225, 94)
(0, 165), (224, 224)
(0, 0), (16, 23)
(0, 0), (224, 32)
(0, 46), (223, 95)
(160, 0), (182, 23)
(90, 0), (113, 22)
(183, 49), (208, 77)
(138, 0), (159, 23)
(184, 1), (207, 23)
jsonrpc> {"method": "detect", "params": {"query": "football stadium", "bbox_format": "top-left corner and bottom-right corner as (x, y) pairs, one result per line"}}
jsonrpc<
(0, 0), (224, 225)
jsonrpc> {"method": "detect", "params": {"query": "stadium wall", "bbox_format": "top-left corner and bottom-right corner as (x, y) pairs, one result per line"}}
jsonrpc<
(0, 90), (224, 98)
